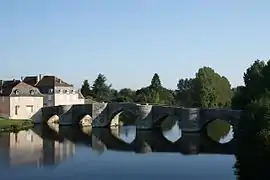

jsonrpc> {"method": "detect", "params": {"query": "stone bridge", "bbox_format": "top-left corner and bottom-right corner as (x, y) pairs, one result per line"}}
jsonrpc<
(41, 102), (242, 132)
(41, 126), (236, 155)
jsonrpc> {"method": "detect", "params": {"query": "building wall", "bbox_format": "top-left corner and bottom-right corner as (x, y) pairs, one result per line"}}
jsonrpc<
(43, 86), (84, 107)
(9, 96), (43, 119)
(54, 93), (84, 106)
(0, 96), (10, 117)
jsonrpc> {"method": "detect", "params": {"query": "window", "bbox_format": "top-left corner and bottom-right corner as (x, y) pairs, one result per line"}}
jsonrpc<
(15, 105), (20, 115)
(30, 89), (34, 95)
(14, 89), (19, 95)
(64, 89), (68, 94)
(26, 105), (34, 113)
(48, 88), (54, 93)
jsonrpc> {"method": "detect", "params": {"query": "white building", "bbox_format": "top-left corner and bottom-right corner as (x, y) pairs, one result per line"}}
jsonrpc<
(23, 75), (84, 107)
(0, 80), (43, 120)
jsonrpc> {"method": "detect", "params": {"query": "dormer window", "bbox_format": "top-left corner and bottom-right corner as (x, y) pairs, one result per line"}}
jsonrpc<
(71, 90), (75, 93)
(14, 89), (19, 95)
(48, 88), (54, 93)
(64, 89), (68, 94)
(30, 89), (34, 95)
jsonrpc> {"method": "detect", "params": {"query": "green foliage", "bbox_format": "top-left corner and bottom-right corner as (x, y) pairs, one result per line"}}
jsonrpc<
(206, 119), (231, 142)
(135, 73), (175, 105)
(175, 78), (195, 107)
(81, 80), (91, 98)
(81, 70), (232, 107)
(150, 73), (162, 89)
(0, 119), (34, 132)
(193, 67), (232, 108)
(112, 96), (133, 102)
(91, 73), (112, 102)
(236, 90), (270, 141)
(232, 60), (266, 109)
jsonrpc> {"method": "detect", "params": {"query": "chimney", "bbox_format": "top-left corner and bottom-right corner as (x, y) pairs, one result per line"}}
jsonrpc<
(37, 74), (42, 82)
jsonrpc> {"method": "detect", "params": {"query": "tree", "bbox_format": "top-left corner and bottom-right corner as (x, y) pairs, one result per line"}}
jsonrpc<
(81, 80), (91, 98)
(110, 89), (118, 101)
(150, 73), (162, 89)
(176, 78), (195, 107)
(232, 60), (266, 109)
(91, 73), (112, 102)
(134, 73), (175, 105)
(193, 67), (232, 108)
(118, 88), (135, 100)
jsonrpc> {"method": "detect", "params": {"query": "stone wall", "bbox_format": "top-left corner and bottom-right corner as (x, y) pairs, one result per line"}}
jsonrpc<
(40, 103), (243, 131)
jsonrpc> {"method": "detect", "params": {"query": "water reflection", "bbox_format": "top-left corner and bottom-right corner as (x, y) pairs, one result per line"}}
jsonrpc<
(0, 123), (240, 179)
(205, 119), (234, 144)
(0, 119), (236, 169)
(0, 127), (75, 168)
(119, 126), (136, 143)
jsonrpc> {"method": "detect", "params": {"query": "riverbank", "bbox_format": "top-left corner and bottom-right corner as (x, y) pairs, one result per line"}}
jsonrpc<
(0, 118), (34, 133)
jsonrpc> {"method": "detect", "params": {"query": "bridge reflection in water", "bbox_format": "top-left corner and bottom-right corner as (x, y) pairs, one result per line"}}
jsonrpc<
(0, 124), (236, 168)
(44, 124), (236, 155)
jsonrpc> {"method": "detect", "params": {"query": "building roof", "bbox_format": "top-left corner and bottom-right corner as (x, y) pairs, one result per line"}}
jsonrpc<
(23, 76), (39, 86)
(0, 80), (43, 97)
(35, 76), (73, 87)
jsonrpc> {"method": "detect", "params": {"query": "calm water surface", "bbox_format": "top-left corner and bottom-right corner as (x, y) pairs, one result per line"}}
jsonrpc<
(0, 120), (237, 180)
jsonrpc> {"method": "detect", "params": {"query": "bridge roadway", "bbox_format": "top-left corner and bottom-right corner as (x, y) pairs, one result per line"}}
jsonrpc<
(32, 125), (236, 155)
(40, 102), (242, 132)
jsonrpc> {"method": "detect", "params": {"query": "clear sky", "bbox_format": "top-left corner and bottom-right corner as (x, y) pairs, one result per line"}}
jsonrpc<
(1, 0), (270, 90)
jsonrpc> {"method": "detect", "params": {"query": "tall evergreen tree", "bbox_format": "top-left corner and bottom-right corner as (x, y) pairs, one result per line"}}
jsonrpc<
(91, 73), (111, 102)
(81, 80), (91, 98)
(150, 73), (162, 89)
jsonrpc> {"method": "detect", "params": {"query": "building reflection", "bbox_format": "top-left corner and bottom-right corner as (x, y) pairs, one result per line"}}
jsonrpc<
(0, 129), (75, 167)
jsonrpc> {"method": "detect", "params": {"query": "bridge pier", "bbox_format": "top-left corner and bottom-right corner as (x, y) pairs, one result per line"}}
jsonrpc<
(91, 103), (109, 127)
(58, 105), (73, 125)
(179, 108), (201, 132)
(136, 105), (153, 130)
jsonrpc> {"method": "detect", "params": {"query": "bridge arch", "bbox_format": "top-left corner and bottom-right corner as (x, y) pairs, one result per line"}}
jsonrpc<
(106, 103), (141, 127)
(200, 118), (236, 145)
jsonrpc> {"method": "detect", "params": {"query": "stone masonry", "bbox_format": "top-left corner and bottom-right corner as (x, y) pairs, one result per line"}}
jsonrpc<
(40, 102), (242, 132)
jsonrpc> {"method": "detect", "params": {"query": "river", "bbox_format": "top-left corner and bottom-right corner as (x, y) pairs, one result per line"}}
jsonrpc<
(0, 119), (239, 180)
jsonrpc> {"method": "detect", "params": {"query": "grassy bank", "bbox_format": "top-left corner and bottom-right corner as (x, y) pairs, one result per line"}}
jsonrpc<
(0, 118), (34, 133)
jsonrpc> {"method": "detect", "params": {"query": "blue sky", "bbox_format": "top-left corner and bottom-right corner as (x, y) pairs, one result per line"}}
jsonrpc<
(1, 0), (270, 90)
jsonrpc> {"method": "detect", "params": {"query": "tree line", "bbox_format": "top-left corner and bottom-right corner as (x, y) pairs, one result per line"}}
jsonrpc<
(80, 66), (233, 108)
